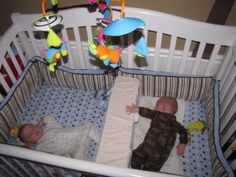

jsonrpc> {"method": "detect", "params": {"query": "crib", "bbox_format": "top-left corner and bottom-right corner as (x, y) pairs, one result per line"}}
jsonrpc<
(0, 4), (235, 177)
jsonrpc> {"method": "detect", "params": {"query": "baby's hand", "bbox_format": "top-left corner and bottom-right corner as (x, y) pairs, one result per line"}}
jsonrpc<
(126, 104), (139, 114)
(176, 143), (186, 156)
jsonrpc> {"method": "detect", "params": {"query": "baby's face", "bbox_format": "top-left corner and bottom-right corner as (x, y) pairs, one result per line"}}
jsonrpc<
(21, 122), (43, 144)
(156, 103), (174, 114)
(155, 98), (178, 115)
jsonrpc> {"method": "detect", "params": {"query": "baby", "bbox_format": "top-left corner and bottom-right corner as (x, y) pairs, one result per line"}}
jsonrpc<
(19, 115), (100, 161)
(126, 96), (188, 172)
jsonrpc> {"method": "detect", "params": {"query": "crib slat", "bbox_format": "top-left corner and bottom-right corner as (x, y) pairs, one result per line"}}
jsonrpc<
(12, 38), (27, 66)
(38, 31), (48, 50)
(220, 62), (235, 96)
(221, 102), (235, 131)
(37, 31), (48, 59)
(40, 166), (55, 177)
(28, 162), (43, 177)
(221, 101), (236, 133)
(1, 57), (17, 83)
(179, 38), (191, 74)
(217, 47), (232, 80)
(61, 28), (74, 68)
(224, 138), (236, 159)
(17, 31), (34, 61)
(221, 121), (236, 146)
(73, 27), (86, 69)
(0, 157), (25, 177)
(86, 25), (93, 42)
(86, 26), (98, 69)
(13, 159), (32, 177)
(0, 94), (4, 102)
(220, 64), (236, 104)
(152, 32), (163, 70)
(7, 46), (22, 76)
(143, 28), (148, 42)
(167, 35), (177, 72)
(192, 42), (206, 74)
(0, 165), (15, 177)
(0, 74), (10, 92)
(27, 30), (41, 56)
(221, 76), (235, 113)
(205, 44), (221, 75)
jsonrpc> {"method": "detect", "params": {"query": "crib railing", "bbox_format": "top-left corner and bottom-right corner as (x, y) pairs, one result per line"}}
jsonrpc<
(0, 153), (62, 177)
(0, 6), (235, 176)
(0, 26), (27, 94)
(9, 7), (236, 73)
(0, 144), (176, 177)
(217, 40), (236, 171)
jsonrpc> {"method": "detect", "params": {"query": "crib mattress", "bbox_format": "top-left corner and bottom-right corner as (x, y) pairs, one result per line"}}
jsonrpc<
(9, 77), (213, 176)
(134, 96), (213, 177)
(17, 83), (110, 160)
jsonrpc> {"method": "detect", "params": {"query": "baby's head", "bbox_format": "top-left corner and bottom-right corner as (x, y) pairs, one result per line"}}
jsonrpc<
(155, 96), (178, 115)
(19, 122), (43, 144)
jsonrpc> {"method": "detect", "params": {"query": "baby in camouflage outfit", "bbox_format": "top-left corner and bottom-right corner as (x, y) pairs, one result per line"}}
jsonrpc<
(126, 96), (188, 172)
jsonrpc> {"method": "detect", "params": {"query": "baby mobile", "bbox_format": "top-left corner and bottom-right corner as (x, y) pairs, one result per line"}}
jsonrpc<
(33, 0), (68, 72)
(87, 0), (149, 68)
(32, 0), (148, 70)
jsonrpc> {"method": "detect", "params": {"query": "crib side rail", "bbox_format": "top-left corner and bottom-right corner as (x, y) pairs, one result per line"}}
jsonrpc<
(122, 7), (236, 76)
(0, 154), (60, 177)
(0, 144), (180, 177)
(218, 40), (236, 173)
(11, 8), (104, 70)
(11, 7), (236, 76)
(0, 24), (29, 96)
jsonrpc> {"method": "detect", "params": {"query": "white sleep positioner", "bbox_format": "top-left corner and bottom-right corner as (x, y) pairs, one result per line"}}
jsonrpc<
(96, 76), (140, 167)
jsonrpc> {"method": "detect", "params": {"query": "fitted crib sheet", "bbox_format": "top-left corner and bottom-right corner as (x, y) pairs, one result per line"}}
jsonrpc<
(16, 83), (110, 161)
(9, 81), (213, 176)
(133, 96), (213, 177)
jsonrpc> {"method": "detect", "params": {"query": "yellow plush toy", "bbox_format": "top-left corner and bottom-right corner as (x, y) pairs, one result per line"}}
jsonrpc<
(9, 126), (20, 138)
(187, 121), (206, 133)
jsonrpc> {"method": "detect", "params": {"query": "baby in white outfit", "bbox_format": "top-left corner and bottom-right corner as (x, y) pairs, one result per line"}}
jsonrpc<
(19, 115), (100, 160)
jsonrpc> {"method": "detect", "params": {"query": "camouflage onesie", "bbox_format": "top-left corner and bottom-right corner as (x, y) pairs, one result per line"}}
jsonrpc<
(131, 107), (188, 172)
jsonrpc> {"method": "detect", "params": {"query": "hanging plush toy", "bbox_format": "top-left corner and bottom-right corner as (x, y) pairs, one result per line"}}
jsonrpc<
(87, 0), (149, 69)
(44, 29), (68, 72)
(88, 40), (121, 68)
(33, 0), (68, 72)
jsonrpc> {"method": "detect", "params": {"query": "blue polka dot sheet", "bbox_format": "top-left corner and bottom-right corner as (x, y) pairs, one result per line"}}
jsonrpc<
(17, 82), (110, 161)
(14, 82), (213, 176)
(181, 101), (213, 177)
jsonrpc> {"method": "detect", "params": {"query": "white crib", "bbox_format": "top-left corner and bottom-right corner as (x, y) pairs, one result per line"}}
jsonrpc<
(0, 5), (235, 177)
